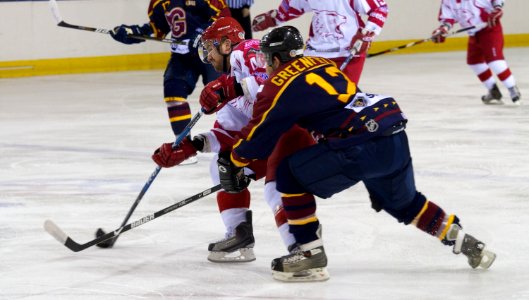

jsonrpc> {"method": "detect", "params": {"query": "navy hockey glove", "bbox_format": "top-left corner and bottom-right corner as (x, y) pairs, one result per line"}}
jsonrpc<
(111, 24), (152, 45)
(217, 152), (251, 193)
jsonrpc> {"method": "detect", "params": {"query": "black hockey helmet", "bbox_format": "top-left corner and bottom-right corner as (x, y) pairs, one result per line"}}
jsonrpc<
(259, 26), (304, 66)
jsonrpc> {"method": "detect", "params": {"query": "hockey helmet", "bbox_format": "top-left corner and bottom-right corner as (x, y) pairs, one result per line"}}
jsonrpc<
(199, 17), (245, 63)
(258, 26), (304, 66)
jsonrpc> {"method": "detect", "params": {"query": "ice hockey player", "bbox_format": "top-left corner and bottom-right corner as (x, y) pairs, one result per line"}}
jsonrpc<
(251, 0), (388, 83)
(431, 0), (521, 104)
(151, 17), (315, 262)
(110, 0), (230, 139)
(215, 26), (497, 282)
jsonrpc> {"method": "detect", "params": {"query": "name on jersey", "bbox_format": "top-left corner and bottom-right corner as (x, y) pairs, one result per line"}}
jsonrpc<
(271, 57), (335, 87)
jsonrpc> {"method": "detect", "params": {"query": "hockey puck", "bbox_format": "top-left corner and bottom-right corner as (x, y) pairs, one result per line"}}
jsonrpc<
(95, 228), (113, 248)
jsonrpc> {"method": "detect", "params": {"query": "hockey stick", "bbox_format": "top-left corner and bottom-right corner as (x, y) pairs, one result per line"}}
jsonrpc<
(48, 0), (185, 45)
(95, 110), (205, 248)
(339, 48), (358, 71)
(366, 26), (476, 58)
(44, 184), (221, 252)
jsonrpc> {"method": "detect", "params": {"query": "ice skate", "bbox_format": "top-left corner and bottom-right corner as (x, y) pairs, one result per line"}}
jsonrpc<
(481, 84), (503, 105)
(180, 155), (198, 165)
(508, 85), (521, 104)
(271, 242), (329, 282)
(446, 224), (496, 269)
(207, 210), (255, 263)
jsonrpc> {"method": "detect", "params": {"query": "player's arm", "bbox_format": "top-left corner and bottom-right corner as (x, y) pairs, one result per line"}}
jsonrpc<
(431, 2), (456, 43)
(207, 0), (231, 20)
(252, 0), (311, 32)
(230, 84), (298, 167)
(349, 0), (388, 54)
(110, 0), (168, 44)
(147, 0), (171, 38)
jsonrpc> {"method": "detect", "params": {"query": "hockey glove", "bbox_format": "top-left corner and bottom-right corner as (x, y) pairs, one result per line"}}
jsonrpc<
(152, 136), (199, 168)
(252, 10), (278, 32)
(488, 6), (503, 27)
(431, 24), (450, 43)
(188, 29), (204, 55)
(200, 75), (242, 114)
(110, 24), (151, 45)
(349, 28), (375, 55)
(217, 152), (251, 193)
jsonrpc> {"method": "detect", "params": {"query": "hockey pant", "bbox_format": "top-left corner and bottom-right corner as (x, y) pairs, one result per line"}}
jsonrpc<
(467, 24), (516, 90)
(276, 131), (459, 245)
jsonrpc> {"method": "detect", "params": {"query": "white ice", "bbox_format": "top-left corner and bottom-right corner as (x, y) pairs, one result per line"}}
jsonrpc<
(1, 48), (529, 300)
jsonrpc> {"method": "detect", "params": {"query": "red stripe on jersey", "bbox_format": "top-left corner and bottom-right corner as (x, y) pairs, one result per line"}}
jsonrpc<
(367, 6), (388, 28)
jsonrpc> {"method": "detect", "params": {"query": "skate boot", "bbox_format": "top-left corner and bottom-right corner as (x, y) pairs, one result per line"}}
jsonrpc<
(508, 85), (521, 104)
(481, 84), (503, 105)
(271, 241), (329, 282)
(446, 224), (496, 269)
(207, 210), (255, 263)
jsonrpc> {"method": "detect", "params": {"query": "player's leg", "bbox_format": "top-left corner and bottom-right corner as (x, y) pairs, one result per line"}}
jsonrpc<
(265, 125), (316, 251)
(272, 141), (361, 282)
(328, 55), (366, 84)
(479, 25), (521, 103)
(466, 35), (502, 104)
(163, 53), (195, 136)
(206, 154), (263, 263)
(365, 132), (496, 269)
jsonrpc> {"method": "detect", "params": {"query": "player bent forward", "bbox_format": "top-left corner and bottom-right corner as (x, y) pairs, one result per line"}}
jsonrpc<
(216, 26), (496, 282)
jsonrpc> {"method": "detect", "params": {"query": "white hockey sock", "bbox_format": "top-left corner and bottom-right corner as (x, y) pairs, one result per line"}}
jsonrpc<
(264, 181), (296, 248)
(468, 63), (496, 89)
(488, 60), (516, 88)
(220, 208), (248, 238)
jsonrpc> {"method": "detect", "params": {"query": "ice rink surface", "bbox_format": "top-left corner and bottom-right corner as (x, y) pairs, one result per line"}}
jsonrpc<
(1, 48), (529, 299)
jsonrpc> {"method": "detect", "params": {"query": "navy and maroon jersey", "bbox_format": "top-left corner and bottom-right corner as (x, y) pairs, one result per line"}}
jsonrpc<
(147, 0), (230, 39)
(231, 56), (407, 166)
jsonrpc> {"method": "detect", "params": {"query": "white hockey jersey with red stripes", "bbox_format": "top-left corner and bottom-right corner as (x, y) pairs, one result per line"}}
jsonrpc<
(203, 39), (268, 153)
(438, 0), (503, 35)
(275, 0), (388, 58)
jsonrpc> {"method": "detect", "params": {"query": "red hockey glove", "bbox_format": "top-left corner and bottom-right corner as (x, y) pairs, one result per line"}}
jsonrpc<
(200, 75), (239, 114)
(349, 28), (375, 55)
(152, 137), (198, 168)
(252, 10), (278, 32)
(431, 25), (450, 43)
(488, 7), (503, 27)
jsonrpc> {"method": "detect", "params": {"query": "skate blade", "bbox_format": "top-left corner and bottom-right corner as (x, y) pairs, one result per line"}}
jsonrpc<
(179, 156), (198, 166)
(207, 247), (256, 263)
(482, 99), (504, 105)
(479, 249), (496, 269)
(272, 267), (330, 282)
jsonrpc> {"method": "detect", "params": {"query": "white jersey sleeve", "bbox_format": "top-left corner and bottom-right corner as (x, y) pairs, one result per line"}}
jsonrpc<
(438, 0), (493, 35)
(227, 39), (268, 119)
(277, 0), (387, 59)
(201, 39), (268, 153)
